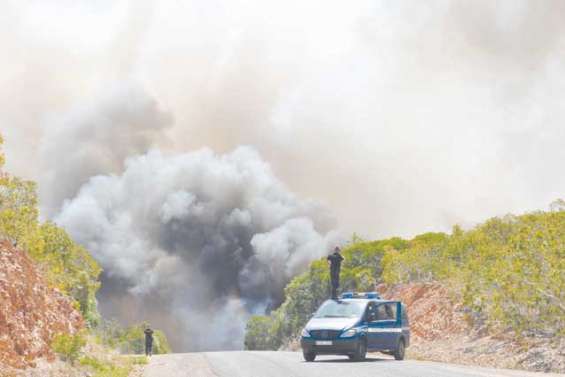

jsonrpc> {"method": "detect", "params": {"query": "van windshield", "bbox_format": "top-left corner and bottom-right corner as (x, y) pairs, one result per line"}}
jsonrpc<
(314, 300), (366, 319)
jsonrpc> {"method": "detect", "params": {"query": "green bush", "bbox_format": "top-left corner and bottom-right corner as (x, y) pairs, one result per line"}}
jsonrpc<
(244, 316), (278, 350)
(51, 331), (87, 365)
(382, 211), (565, 336)
(79, 356), (133, 377)
(95, 321), (172, 355)
(130, 356), (149, 365)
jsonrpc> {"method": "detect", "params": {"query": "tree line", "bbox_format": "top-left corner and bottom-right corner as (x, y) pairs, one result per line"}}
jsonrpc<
(245, 203), (564, 349)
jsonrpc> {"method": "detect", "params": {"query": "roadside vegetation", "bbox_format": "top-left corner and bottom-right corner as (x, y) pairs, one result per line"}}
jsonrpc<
(95, 321), (172, 355)
(245, 205), (565, 350)
(0, 134), (171, 373)
(52, 330), (149, 377)
(0, 134), (101, 326)
(79, 355), (147, 377)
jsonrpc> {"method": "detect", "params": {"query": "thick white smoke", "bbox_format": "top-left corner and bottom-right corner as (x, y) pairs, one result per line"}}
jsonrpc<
(55, 144), (339, 350)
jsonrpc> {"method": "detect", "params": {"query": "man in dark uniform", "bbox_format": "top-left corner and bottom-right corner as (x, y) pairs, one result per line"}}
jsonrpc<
(144, 326), (154, 357)
(327, 246), (345, 299)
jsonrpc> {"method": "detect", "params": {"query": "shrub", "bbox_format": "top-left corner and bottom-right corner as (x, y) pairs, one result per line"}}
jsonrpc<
(79, 356), (132, 377)
(244, 316), (278, 350)
(51, 331), (87, 365)
(95, 320), (172, 355)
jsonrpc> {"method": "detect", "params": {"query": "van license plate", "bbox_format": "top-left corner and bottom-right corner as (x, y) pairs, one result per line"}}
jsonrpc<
(315, 341), (332, 346)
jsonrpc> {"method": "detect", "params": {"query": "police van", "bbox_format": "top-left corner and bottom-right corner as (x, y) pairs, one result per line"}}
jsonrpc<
(300, 292), (409, 362)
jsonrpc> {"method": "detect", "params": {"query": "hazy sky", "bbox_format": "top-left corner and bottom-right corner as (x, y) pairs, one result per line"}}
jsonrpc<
(2, 0), (564, 239)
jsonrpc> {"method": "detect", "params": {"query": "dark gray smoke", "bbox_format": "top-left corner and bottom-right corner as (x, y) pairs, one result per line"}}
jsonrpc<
(55, 144), (339, 350)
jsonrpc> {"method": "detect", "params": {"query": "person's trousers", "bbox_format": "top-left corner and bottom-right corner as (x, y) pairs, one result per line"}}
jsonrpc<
(330, 272), (340, 299)
(145, 341), (153, 356)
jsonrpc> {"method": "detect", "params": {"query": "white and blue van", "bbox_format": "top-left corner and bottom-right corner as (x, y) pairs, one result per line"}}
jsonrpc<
(300, 292), (410, 362)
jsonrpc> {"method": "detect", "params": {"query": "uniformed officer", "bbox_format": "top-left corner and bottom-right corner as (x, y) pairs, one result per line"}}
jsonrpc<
(144, 326), (154, 357)
(327, 246), (345, 299)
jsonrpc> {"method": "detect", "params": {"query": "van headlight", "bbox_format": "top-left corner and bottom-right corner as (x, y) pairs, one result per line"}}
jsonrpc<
(301, 328), (310, 337)
(340, 328), (357, 338)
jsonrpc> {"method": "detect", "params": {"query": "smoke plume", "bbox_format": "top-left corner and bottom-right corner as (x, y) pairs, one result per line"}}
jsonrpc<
(55, 142), (338, 350)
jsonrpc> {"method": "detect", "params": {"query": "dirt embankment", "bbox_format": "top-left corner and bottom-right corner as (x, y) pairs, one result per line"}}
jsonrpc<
(0, 240), (83, 370)
(378, 283), (564, 373)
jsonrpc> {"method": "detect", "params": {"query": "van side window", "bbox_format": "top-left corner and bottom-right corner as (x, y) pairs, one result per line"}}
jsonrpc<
(375, 305), (388, 320)
(385, 303), (397, 319)
(374, 304), (396, 320)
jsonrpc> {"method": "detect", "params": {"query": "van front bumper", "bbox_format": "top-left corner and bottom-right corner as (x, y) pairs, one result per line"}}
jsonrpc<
(301, 337), (361, 355)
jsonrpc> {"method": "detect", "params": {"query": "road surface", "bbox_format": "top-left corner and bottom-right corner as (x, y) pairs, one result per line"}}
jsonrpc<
(142, 352), (564, 377)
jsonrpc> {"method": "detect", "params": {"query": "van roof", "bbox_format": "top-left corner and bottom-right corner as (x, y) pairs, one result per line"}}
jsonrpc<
(336, 298), (399, 304)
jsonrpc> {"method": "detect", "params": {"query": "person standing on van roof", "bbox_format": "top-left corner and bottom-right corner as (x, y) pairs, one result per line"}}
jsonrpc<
(144, 327), (154, 357)
(327, 246), (345, 300)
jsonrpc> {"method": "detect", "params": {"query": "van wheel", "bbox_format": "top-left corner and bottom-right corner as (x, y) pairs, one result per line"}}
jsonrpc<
(350, 340), (367, 361)
(394, 339), (405, 360)
(303, 352), (316, 362)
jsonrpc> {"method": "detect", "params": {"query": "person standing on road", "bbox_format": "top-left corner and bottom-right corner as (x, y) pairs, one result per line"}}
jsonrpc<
(144, 326), (154, 357)
(327, 246), (345, 299)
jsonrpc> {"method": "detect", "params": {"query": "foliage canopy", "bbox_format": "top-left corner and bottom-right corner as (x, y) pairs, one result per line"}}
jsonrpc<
(246, 209), (565, 349)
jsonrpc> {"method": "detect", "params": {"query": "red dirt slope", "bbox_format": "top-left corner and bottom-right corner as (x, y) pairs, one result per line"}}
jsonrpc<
(377, 282), (469, 341)
(377, 283), (564, 373)
(0, 240), (83, 369)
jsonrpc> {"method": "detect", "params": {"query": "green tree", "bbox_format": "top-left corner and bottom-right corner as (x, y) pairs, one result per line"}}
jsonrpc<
(38, 222), (102, 326)
(97, 322), (172, 355)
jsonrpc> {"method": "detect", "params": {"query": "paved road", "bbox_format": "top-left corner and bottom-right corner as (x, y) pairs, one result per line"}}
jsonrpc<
(142, 352), (564, 377)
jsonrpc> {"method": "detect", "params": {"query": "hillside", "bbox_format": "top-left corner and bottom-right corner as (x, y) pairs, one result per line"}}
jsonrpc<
(0, 240), (83, 369)
(378, 283), (564, 372)
(245, 207), (565, 373)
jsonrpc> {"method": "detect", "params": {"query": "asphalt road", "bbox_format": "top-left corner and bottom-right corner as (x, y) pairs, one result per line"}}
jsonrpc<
(142, 352), (564, 377)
